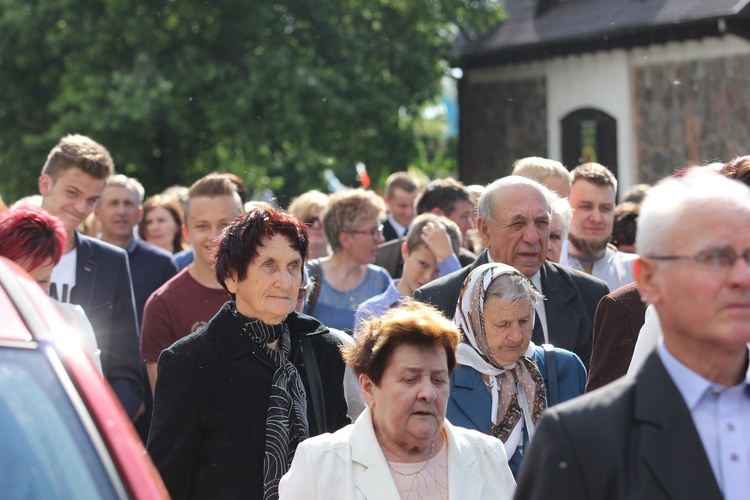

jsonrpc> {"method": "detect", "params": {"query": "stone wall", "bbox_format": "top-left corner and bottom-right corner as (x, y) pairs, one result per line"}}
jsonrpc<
(459, 76), (547, 185)
(634, 55), (750, 183)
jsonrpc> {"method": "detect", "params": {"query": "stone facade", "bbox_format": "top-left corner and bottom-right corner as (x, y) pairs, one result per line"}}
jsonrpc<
(634, 55), (750, 183)
(460, 76), (547, 185)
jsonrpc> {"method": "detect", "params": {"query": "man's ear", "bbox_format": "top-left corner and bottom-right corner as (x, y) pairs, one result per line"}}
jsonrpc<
(400, 241), (409, 260)
(429, 207), (445, 217)
(138, 207), (144, 224)
(634, 257), (660, 306)
(476, 218), (491, 247)
(38, 174), (52, 196)
(182, 225), (191, 245)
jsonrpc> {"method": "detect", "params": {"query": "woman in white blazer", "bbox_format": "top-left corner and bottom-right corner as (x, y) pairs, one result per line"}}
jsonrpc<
(280, 300), (515, 499)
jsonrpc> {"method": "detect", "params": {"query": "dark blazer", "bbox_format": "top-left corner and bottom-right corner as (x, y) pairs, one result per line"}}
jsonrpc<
(126, 239), (179, 324)
(376, 237), (477, 279)
(515, 351), (722, 500)
(586, 282), (647, 392)
(148, 304), (350, 500)
(448, 345), (586, 477)
(73, 232), (142, 418)
(414, 253), (608, 368)
(381, 218), (401, 242)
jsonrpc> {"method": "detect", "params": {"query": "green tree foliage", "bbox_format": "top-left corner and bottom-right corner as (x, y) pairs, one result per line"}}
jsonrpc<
(0, 0), (505, 202)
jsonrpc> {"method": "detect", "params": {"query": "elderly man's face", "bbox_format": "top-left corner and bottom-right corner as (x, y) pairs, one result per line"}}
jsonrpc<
(477, 184), (550, 278)
(637, 201), (750, 362)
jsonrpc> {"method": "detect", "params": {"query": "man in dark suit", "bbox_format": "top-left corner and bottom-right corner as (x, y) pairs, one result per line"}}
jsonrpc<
(380, 171), (418, 242)
(516, 171), (750, 499)
(585, 282), (647, 392)
(414, 176), (608, 368)
(377, 177), (477, 279)
(40, 135), (143, 419)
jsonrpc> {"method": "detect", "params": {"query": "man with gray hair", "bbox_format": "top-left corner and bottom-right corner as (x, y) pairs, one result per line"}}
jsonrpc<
(516, 170), (750, 499)
(414, 175), (608, 368)
(562, 162), (637, 290)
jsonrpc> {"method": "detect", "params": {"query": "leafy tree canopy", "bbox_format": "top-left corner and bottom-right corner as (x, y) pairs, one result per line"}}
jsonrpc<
(0, 0), (505, 203)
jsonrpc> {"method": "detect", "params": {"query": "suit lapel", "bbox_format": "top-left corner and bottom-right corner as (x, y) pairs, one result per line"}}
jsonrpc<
(539, 263), (581, 351)
(73, 232), (97, 309)
(351, 412), (402, 498)
(450, 366), (492, 433)
(635, 353), (723, 499)
(446, 421), (484, 499)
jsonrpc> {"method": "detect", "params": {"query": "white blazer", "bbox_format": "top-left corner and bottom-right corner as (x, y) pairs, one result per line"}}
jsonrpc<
(279, 409), (516, 499)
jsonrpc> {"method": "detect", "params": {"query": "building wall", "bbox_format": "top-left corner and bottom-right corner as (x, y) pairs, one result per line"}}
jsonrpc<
(460, 34), (750, 191)
(631, 35), (750, 183)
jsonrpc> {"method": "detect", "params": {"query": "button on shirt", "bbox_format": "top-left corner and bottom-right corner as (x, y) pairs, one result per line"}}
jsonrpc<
(659, 342), (750, 500)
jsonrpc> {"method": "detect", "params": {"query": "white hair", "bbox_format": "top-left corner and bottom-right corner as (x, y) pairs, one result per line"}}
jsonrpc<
(550, 194), (573, 238)
(103, 174), (146, 205)
(477, 175), (552, 224)
(636, 170), (750, 256)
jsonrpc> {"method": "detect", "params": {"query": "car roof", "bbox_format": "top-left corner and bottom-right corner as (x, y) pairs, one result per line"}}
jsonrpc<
(0, 257), (59, 343)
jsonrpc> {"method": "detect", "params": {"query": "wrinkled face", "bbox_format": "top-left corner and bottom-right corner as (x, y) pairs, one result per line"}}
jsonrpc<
(340, 216), (384, 263)
(144, 206), (179, 252)
(95, 186), (140, 241)
(478, 185), (550, 278)
(39, 168), (105, 232)
(482, 295), (534, 367)
(387, 188), (417, 229)
(547, 212), (565, 263)
(18, 258), (55, 292)
(637, 201), (750, 361)
(225, 234), (303, 325)
(361, 344), (448, 451)
(446, 200), (475, 242)
(184, 195), (241, 267)
(400, 244), (438, 297)
(568, 179), (615, 258)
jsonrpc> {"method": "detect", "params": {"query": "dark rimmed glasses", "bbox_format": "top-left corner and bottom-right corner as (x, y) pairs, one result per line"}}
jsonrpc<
(304, 216), (320, 227)
(346, 224), (383, 241)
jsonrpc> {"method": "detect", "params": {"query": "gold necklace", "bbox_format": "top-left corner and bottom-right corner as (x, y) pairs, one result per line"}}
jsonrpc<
(386, 438), (436, 477)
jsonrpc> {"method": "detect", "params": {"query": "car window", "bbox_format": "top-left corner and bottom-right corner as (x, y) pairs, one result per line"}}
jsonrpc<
(0, 347), (118, 499)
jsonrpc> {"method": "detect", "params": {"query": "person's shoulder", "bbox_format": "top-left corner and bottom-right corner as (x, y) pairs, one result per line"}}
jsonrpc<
(447, 421), (506, 455)
(288, 311), (342, 345)
(533, 345), (584, 373)
(417, 264), (471, 294)
(149, 267), (192, 299)
(77, 233), (128, 260)
(546, 261), (608, 291)
(365, 263), (393, 280)
(609, 247), (639, 264)
(545, 373), (635, 420)
(297, 422), (355, 455)
(132, 239), (175, 261)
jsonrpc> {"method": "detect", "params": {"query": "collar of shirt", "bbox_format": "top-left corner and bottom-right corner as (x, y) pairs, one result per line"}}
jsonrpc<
(387, 213), (408, 238)
(658, 340), (750, 410)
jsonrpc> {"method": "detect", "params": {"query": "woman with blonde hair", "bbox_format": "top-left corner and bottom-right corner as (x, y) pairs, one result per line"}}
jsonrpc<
(303, 188), (391, 333)
(288, 190), (330, 259)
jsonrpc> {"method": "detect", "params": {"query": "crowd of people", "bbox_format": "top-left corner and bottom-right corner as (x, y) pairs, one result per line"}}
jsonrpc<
(0, 133), (748, 499)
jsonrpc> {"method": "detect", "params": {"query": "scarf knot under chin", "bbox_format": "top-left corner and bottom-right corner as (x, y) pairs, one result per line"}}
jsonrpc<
(453, 263), (547, 458)
(233, 305), (309, 500)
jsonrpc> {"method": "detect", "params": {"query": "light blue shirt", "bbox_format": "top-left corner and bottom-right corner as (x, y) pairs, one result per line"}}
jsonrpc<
(353, 280), (403, 335)
(658, 341), (750, 500)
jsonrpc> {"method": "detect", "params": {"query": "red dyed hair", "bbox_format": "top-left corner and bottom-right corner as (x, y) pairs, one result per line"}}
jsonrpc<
(0, 207), (67, 271)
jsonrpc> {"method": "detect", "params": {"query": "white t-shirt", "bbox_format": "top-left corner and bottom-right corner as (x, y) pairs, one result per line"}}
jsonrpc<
(49, 249), (77, 304)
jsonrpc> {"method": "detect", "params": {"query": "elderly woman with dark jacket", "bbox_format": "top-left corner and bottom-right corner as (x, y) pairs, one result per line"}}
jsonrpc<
(147, 204), (350, 500)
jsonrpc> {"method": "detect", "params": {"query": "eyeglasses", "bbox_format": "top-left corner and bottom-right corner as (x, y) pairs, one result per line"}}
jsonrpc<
(346, 224), (383, 241)
(647, 247), (750, 271)
(304, 216), (320, 227)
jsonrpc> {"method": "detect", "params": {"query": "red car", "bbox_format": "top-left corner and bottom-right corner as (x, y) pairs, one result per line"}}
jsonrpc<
(0, 257), (168, 499)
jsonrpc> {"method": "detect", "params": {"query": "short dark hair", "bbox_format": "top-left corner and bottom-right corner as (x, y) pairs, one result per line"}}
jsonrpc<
(342, 299), (460, 386)
(570, 162), (617, 190)
(0, 207), (67, 271)
(721, 155), (750, 188)
(415, 178), (472, 216)
(611, 202), (640, 248)
(184, 173), (243, 219)
(215, 203), (309, 298)
(42, 134), (114, 181)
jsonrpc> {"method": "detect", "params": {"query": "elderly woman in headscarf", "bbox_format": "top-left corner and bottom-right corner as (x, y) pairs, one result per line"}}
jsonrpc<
(447, 263), (586, 477)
